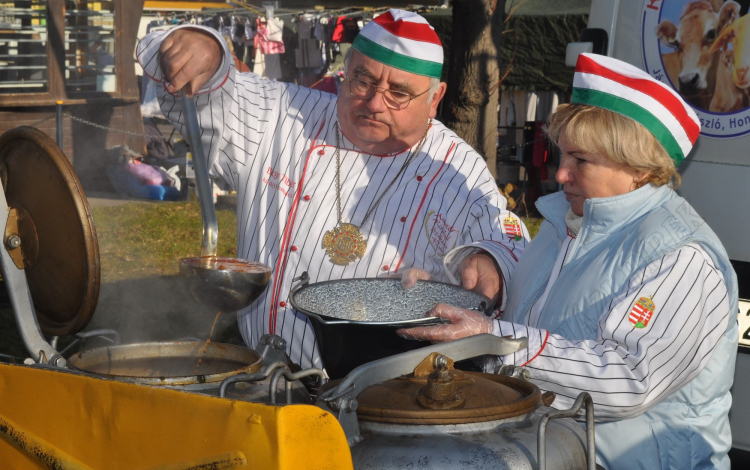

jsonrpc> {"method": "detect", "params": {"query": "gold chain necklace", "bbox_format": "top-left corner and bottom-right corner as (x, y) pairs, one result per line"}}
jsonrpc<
(322, 120), (432, 266)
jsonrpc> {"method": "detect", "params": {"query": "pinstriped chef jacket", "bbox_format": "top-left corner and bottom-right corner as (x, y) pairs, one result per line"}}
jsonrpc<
(137, 25), (528, 370)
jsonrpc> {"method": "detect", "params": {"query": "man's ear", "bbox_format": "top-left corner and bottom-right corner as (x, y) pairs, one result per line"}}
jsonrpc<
(429, 82), (448, 119)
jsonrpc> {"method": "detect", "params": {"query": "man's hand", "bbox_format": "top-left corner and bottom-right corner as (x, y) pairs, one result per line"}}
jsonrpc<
(458, 253), (502, 307)
(396, 303), (493, 343)
(159, 29), (223, 95)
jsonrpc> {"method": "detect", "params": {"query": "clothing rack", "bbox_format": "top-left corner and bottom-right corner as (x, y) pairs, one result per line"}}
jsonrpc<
(141, 3), (446, 92)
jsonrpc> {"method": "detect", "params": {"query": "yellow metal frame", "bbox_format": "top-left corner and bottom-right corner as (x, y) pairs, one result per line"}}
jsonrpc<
(0, 363), (353, 470)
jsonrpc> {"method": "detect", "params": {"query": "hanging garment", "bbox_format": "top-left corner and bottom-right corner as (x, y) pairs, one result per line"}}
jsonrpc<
(256, 17), (285, 55)
(296, 34), (322, 69)
(331, 16), (360, 43)
(253, 46), (265, 76)
(263, 53), (282, 80)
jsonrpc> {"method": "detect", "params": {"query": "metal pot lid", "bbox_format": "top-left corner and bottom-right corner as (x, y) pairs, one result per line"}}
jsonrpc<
(354, 355), (542, 425)
(290, 276), (491, 326)
(0, 127), (100, 336)
(67, 341), (263, 386)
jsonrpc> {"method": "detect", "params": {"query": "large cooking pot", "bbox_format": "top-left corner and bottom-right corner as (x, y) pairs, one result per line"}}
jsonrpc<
(290, 272), (491, 379)
(67, 338), (311, 403)
(318, 335), (598, 470)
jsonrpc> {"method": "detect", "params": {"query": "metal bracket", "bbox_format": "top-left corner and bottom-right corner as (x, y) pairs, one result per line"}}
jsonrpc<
(498, 364), (530, 380)
(317, 334), (528, 446)
(4, 207), (24, 269)
(0, 189), (62, 367)
(255, 334), (289, 366)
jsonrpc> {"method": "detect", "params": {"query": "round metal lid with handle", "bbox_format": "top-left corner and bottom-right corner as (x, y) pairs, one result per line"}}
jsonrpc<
(325, 352), (544, 425)
(0, 126), (100, 336)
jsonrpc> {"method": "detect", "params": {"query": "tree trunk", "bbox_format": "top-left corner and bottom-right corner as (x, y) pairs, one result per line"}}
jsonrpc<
(443, 0), (504, 180)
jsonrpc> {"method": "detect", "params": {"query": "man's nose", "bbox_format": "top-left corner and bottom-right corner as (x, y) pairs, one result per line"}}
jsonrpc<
(366, 91), (388, 113)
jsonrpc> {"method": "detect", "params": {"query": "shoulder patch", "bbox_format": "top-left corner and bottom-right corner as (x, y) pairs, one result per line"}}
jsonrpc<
(503, 215), (523, 241)
(629, 296), (655, 329)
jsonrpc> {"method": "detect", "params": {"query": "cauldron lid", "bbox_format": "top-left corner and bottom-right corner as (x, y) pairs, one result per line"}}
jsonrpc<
(0, 127), (100, 336)
(354, 371), (542, 425)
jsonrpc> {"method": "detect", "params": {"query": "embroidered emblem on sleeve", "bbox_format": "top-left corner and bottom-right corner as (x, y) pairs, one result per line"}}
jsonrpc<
(629, 296), (655, 329)
(503, 216), (523, 241)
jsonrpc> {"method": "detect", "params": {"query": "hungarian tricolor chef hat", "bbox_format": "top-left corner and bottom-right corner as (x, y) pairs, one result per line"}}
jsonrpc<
(572, 53), (700, 165)
(352, 9), (443, 79)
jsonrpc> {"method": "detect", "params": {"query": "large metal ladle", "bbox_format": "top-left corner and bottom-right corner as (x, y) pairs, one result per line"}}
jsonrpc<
(178, 90), (271, 312)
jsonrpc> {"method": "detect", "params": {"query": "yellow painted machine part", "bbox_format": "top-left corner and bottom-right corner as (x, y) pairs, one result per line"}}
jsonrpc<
(0, 363), (353, 470)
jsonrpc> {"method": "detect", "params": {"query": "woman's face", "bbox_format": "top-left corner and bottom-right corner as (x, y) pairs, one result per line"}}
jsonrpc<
(556, 128), (645, 216)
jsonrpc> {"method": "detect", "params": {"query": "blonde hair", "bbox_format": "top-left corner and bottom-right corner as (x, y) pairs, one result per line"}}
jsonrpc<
(546, 104), (681, 188)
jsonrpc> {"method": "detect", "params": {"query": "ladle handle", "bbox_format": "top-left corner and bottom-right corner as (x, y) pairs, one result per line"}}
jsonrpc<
(180, 89), (218, 260)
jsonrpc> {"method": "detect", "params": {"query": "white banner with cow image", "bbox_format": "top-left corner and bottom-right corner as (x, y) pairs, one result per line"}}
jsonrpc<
(643, 0), (750, 138)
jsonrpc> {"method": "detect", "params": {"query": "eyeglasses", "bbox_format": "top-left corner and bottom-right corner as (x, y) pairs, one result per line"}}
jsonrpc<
(347, 77), (430, 110)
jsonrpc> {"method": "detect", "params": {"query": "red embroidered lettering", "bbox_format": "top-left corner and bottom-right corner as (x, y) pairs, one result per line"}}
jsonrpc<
(262, 176), (294, 199)
(646, 0), (660, 10)
(429, 213), (457, 254)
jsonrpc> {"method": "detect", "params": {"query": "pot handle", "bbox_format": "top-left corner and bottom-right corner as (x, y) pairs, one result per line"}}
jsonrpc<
(537, 392), (596, 470)
(290, 271), (310, 295)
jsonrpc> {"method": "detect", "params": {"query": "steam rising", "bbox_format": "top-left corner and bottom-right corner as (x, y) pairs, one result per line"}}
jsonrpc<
(86, 275), (241, 347)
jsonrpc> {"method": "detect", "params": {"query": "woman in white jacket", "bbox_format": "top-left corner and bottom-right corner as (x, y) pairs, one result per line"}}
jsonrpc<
(400, 53), (739, 470)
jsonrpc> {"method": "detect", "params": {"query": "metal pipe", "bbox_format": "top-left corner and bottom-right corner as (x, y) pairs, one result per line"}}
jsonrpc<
(269, 368), (328, 405)
(537, 392), (596, 470)
(55, 100), (63, 148)
(58, 329), (122, 357)
(218, 361), (288, 398)
(179, 91), (218, 262)
(269, 368), (287, 405)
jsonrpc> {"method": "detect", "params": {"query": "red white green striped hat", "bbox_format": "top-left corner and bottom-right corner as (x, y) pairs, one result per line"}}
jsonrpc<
(572, 53), (700, 165)
(352, 9), (443, 79)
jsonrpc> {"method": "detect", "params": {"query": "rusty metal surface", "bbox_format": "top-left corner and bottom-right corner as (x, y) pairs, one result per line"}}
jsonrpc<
(415, 363), (474, 410)
(68, 341), (262, 386)
(146, 451), (247, 470)
(354, 372), (542, 425)
(0, 412), (94, 470)
(0, 126), (100, 336)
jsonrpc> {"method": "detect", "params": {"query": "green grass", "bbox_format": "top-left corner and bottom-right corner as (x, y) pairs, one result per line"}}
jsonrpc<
(522, 216), (543, 239)
(91, 201), (239, 283)
(90, 203), (542, 283)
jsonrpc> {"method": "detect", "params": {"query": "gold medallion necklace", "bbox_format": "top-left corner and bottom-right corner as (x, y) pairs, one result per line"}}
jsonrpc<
(322, 120), (432, 266)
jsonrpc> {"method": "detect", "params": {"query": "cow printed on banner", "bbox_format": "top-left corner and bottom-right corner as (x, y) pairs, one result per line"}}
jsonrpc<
(642, 0), (750, 138)
(629, 296), (656, 329)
